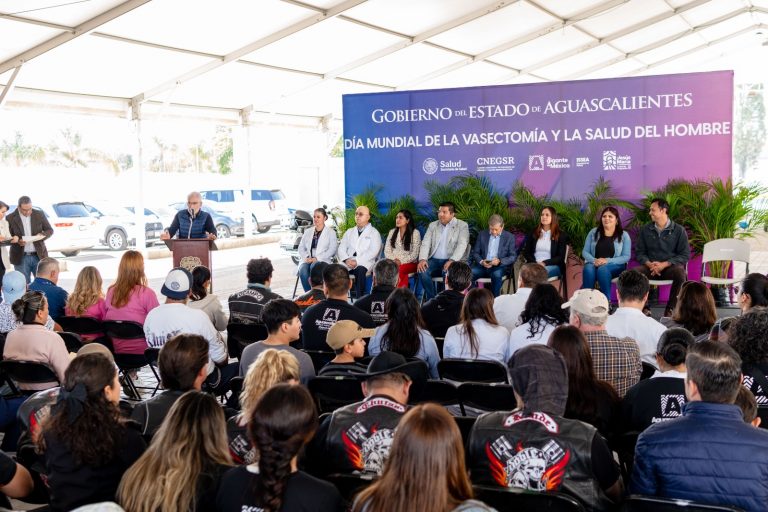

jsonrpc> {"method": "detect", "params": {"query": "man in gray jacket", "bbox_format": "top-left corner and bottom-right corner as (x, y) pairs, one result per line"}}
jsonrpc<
(417, 202), (469, 300)
(635, 197), (689, 316)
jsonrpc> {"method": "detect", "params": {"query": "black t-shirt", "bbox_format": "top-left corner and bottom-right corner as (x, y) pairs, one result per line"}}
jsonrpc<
(354, 286), (395, 326)
(300, 299), (375, 351)
(195, 463), (230, 512)
(421, 290), (464, 338)
(594, 236), (615, 259)
(318, 361), (368, 377)
(130, 389), (185, 438)
(216, 466), (344, 512)
(565, 383), (620, 439)
(44, 422), (147, 512)
(590, 432), (621, 490)
(621, 376), (687, 433)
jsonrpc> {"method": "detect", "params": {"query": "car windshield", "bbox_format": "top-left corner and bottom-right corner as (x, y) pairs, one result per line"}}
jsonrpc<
(53, 203), (90, 217)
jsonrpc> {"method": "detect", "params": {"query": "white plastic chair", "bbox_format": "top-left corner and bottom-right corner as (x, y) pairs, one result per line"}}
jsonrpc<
(700, 238), (751, 298)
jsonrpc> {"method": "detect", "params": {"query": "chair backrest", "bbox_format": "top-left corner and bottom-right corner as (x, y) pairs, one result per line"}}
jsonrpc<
(101, 320), (146, 340)
(56, 316), (104, 336)
(58, 332), (83, 353)
(228, 376), (244, 398)
(0, 360), (59, 385)
(640, 362), (656, 381)
(302, 350), (336, 374)
(307, 376), (364, 414)
(457, 382), (516, 412)
(227, 323), (269, 359)
(143, 347), (160, 366)
(473, 485), (586, 512)
(438, 358), (509, 383)
(701, 238), (751, 266)
(409, 379), (460, 407)
(621, 495), (745, 512)
(453, 416), (476, 447)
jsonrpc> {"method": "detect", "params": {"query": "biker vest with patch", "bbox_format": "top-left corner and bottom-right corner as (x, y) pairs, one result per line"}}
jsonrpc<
(324, 395), (406, 475)
(468, 410), (613, 512)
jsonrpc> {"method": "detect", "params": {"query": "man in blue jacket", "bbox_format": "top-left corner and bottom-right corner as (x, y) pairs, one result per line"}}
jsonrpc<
(631, 341), (768, 512)
(470, 214), (517, 297)
(161, 191), (216, 240)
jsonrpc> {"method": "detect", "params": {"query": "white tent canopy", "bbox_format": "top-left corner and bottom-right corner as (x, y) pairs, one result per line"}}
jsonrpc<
(2, 0), (768, 123)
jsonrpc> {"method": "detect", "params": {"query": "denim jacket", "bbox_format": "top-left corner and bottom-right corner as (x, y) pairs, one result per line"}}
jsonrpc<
(582, 228), (631, 265)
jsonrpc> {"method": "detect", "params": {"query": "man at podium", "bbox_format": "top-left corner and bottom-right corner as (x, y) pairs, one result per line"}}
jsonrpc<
(161, 191), (217, 240)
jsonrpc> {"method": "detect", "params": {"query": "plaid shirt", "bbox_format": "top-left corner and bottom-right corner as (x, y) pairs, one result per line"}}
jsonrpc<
(584, 330), (642, 397)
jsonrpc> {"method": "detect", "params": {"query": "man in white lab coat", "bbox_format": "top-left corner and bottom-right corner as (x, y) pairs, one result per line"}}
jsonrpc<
(337, 206), (382, 299)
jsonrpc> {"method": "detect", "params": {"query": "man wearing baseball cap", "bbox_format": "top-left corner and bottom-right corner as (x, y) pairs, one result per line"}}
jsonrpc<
(564, 288), (641, 396)
(307, 351), (428, 477)
(318, 320), (372, 377)
(143, 268), (232, 390)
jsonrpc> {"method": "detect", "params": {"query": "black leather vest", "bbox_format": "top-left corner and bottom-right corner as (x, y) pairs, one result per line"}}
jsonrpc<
(324, 395), (406, 475)
(468, 410), (613, 512)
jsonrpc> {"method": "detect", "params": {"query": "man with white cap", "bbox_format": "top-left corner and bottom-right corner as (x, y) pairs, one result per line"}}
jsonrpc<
(0, 270), (58, 333)
(317, 320), (372, 376)
(564, 288), (641, 397)
(143, 267), (230, 389)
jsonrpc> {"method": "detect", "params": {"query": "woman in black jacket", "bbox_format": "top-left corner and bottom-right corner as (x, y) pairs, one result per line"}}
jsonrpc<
(522, 206), (569, 279)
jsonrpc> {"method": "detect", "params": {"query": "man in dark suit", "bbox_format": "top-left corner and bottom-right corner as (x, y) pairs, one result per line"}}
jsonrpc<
(470, 214), (517, 296)
(6, 196), (53, 283)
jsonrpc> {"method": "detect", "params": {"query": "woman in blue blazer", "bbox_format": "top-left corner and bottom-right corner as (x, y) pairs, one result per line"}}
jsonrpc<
(581, 206), (631, 299)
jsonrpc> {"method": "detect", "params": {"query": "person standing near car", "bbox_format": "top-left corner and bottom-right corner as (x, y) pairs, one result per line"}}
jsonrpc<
(297, 207), (337, 292)
(160, 191), (216, 240)
(6, 196), (53, 284)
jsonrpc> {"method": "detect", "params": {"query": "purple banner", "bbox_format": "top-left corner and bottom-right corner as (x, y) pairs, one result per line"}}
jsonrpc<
(342, 71), (733, 202)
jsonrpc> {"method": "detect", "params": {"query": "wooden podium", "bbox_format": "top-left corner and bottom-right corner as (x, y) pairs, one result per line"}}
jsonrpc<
(164, 238), (218, 288)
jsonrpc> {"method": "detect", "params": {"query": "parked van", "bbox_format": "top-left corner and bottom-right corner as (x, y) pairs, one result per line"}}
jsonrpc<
(200, 188), (287, 233)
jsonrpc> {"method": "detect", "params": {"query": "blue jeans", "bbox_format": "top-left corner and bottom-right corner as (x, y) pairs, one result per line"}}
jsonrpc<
(545, 265), (561, 279)
(472, 264), (509, 297)
(418, 258), (449, 300)
(581, 262), (625, 300)
(15, 253), (40, 284)
(297, 261), (319, 292)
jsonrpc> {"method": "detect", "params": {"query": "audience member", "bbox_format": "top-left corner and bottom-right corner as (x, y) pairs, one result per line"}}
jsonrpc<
(735, 387), (761, 427)
(308, 351), (427, 477)
(3, 291), (69, 390)
(605, 269), (666, 365)
(508, 283), (567, 355)
(297, 207), (338, 292)
(738, 273), (768, 312)
(239, 299), (315, 384)
(118, 391), (232, 512)
(468, 344), (623, 511)
(661, 280), (717, 342)
(295, 261), (328, 312)
(65, 266), (107, 330)
(352, 403), (492, 512)
(709, 316), (735, 343)
(188, 265), (227, 332)
(0, 200), (14, 286)
(470, 214), (517, 297)
(521, 206), (569, 279)
(0, 449), (33, 508)
(634, 197), (690, 316)
(384, 209), (421, 288)
(548, 325), (620, 438)
(228, 258), (281, 325)
(318, 320), (371, 376)
(215, 384), (343, 512)
(417, 202), (469, 301)
(493, 262), (548, 332)
(337, 205), (382, 299)
(354, 258), (398, 326)
(565, 288), (641, 397)
(369, 288), (441, 379)
(7, 195), (54, 283)
(104, 250), (159, 354)
(580, 206), (631, 299)
(229, 349), (300, 464)
(0, 270), (57, 333)
(37, 353), (146, 511)
(143, 268), (230, 389)
(421, 261), (472, 338)
(621, 328), (691, 433)
(444, 288), (509, 364)
(301, 263), (374, 351)
(631, 341), (768, 512)
(29, 257), (67, 320)
(728, 307), (768, 406)
(130, 334), (209, 439)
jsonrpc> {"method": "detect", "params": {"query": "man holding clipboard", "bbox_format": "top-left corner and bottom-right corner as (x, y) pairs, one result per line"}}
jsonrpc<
(7, 196), (53, 283)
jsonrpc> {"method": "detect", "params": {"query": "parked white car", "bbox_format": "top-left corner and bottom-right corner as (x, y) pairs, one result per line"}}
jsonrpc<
(84, 202), (164, 250)
(9, 201), (99, 257)
(200, 188), (287, 233)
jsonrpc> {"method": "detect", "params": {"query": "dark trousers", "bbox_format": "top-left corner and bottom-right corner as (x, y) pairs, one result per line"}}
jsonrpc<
(636, 264), (687, 314)
(349, 265), (369, 299)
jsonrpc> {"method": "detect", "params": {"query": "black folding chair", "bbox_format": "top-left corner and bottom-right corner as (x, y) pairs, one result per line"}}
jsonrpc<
(58, 331), (84, 353)
(438, 359), (509, 383)
(143, 348), (162, 397)
(621, 495), (745, 512)
(612, 431), (640, 482)
(227, 323), (268, 359)
(302, 350), (335, 374)
(409, 379), (463, 413)
(56, 316), (104, 339)
(101, 320), (153, 400)
(457, 382), (516, 412)
(640, 362), (656, 381)
(0, 360), (59, 393)
(324, 473), (376, 503)
(454, 416), (476, 448)
(473, 485), (586, 512)
(307, 376), (364, 414)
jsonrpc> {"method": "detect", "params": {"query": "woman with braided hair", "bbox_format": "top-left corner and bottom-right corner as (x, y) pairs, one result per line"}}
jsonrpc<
(216, 383), (343, 511)
(36, 353), (146, 511)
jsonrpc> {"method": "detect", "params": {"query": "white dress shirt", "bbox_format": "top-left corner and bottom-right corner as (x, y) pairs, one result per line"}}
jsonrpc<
(605, 306), (667, 367)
